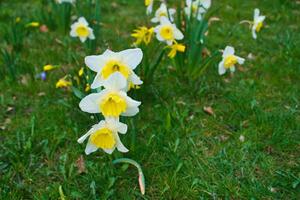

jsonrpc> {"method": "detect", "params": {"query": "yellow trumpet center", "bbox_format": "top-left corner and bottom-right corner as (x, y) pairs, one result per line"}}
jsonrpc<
(90, 128), (116, 149)
(101, 60), (130, 80)
(76, 25), (89, 37)
(224, 55), (238, 69)
(256, 22), (263, 32)
(160, 25), (174, 40)
(100, 93), (127, 117)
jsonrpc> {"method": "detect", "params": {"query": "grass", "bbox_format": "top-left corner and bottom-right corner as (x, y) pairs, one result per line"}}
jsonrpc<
(0, 0), (299, 199)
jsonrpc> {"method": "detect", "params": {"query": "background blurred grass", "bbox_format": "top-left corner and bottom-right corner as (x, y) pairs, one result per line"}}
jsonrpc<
(0, 0), (299, 199)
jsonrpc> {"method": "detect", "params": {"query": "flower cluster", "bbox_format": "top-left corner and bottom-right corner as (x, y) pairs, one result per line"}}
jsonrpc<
(77, 48), (143, 155)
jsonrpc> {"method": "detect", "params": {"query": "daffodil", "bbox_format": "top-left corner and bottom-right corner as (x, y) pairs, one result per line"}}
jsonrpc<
(252, 8), (266, 39)
(184, 0), (211, 20)
(79, 72), (141, 117)
(218, 46), (245, 75)
(43, 64), (57, 72)
(70, 17), (95, 43)
(154, 17), (184, 46)
(145, 0), (154, 15)
(56, 77), (72, 88)
(56, 0), (75, 4)
(26, 22), (40, 28)
(85, 48), (143, 89)
(167, 42), (186, 58)
(151, 3), (176, 23)
(78, 118), (128, 155)
(131, 26), (154, 46)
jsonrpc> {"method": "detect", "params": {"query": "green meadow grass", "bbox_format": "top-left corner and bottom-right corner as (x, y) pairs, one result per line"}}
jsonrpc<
(0, 0), (299, 199)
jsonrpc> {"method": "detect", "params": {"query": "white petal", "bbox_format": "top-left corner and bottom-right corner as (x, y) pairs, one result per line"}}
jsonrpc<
(118, 48), (143, 70)
(70, 29), (77, 37)
(89, 28), (95, 40)
(79, 92), (103, 113)
(218, 61), (226, 75)
(223, 46), (235, 57)
(160, 16), (171, 25)
(79, 36), (87, 43)
(200, 0), (211, 9)
(77, 128), (94, 143)
(103, 147), (115, 154)
(85, 55), (106, 72)
(236, 56), (245, 64)
(115, 134), (129, 153)
(151, 17), (159, 23)
(129, 73), (143, 85)
(103, 72), (127, 91)
(254, 8), (260, 20)
(126, 96), (141, 108)
(252, 28), (257, 39)
(78, 17), (88, 26)
(173, 27), (184, 40)
(122, 106), (139, 117)
(91, 72), (104, 89)
(117, 122), (127, 134)
(85, 141), (98, 155)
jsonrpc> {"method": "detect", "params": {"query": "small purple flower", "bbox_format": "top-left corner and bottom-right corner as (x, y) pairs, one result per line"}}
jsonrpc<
(37, 71), (47, 80)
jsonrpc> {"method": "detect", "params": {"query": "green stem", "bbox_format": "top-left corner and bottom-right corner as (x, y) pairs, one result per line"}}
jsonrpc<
(113, 158), (146, 195)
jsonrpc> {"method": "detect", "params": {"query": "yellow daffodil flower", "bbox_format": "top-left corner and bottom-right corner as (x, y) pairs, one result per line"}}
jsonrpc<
(77, 118), (128, 155)
(70, 17), (95, 43)
(252, 8), (266, 39)
(56, 77), (72, 88)
(79, 72), (141, 117)
(131, 26), (154, 46)
(167, 42), (186, 58)
(218, 46), (245, 75)
(154, 17), (184, 46)
(85, 48), (143, 89)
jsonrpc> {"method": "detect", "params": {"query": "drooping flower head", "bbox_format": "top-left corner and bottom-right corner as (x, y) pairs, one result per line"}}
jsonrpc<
(145, 0), (154, 15)
(79, 72), (141, 117)
(154, 17), (184, 46)
(56, 77), (72, 88)
(70, 17), (95, 43)
(184, 0), (211, 20)
(252, 8), (266, 39)
(131, 26), (154, 46)
(151, 3), (176, 23)
(218, 46), (245, 75)
(78, 118), (128, 155)
(167, 42), (186, 58)
(85, 48), (143, 89)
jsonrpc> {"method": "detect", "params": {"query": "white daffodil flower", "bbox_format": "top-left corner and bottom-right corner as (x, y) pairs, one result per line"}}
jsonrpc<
(56, 0), (75, 4)
(77, 118), (128, 155)
(218, 46), (245, 75)
(252, 8), (266, 39)
(79, 72), (141, 117)
(154, 17), (184, 46)
(151, 3), (176, 23)
(70, 17), (95, 43)
(184, 0), (211, 20)
(145, 0), (154, 15)
(85, 48), (143, 89)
